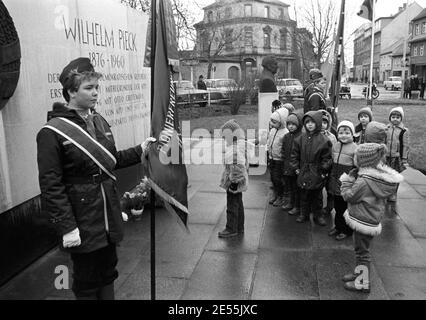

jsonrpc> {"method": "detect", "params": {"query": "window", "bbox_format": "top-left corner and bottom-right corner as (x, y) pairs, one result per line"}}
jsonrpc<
(244, 4), (252, 17)
(264, 6), (270, 18)
(416, 24), (420, 35)
(423, 22), (426, 33)
(264, 33), (271, 48)
(207, 11), (213, 22)
(244, 27), (253, 47)
(279, 8), (284, 19)
(225, 7), (232, 19)
(225, 28), (233, 51)
(280, 28), (287, 50)
(263, 26), (272, 48)
(414, 46), (418, 56)
(421, 45), (424, 56)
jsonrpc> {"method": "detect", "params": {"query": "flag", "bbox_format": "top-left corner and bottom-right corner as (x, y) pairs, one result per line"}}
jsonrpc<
(147, 0), (189, 231)
(358, 0), (373, 21)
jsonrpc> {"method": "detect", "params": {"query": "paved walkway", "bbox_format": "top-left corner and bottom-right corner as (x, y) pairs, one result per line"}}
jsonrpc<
(1, 160), (425, 300)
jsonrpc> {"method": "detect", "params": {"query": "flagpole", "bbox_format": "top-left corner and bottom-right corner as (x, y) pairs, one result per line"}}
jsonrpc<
(331, 0), (346, 129)
(150, 0), (157, 301)
(368, 0), (376, 107)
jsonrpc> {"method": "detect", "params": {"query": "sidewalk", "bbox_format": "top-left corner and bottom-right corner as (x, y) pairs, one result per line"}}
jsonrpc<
(0, 161), (425, 300)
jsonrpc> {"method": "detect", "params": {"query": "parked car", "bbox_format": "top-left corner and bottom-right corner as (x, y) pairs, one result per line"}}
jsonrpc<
(328, 82), (352, 99)
(384, 76), (402, 91)
(276, 78), (304, 99)
(204, 78), (237, 103)
(173, 80), (209, 107)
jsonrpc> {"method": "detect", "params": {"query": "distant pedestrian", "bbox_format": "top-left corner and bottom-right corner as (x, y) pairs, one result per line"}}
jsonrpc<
(340, 143), (403, 293)
(267, 108), (289, 207)
(385, 107), (410, 215)
(328, 121), (357, 241)
(420, 78), (426, 99)
(290, 110), (332, 226)
(281, 111), (304, 215)
(403, 78), (411, 99)
(197, 75), (207, 90)
(218, 119), (249, 238)
(303, 69), (327, 114)
(354, 107), (373, 145)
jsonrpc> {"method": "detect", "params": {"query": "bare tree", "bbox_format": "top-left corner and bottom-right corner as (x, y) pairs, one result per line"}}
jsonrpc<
(294, 0), (337, 68)
(198, 26), (243, 79)
(121, 0), (197, 51)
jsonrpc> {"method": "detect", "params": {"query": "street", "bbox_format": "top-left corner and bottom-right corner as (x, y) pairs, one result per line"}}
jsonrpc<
(347, 83), (402, 100)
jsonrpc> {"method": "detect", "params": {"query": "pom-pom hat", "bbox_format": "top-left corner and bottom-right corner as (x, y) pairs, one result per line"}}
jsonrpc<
(356, 143), (387, 168)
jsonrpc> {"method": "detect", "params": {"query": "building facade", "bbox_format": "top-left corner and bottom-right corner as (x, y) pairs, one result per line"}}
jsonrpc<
(410, 8), (426, 79)
(181, 0), (298, 84)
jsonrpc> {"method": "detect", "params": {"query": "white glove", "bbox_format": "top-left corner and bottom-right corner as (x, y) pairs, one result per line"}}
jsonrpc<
(141, 137), (157, 152)
(63, 228), (81, 248)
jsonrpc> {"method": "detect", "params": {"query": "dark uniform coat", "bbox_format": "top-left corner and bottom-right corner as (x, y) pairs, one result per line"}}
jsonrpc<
(290, 111), (332, 190)
(36, 103), (143, 253)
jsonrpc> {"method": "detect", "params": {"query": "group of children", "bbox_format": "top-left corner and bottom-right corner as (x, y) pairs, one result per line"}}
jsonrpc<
(217, 100), (409, 293)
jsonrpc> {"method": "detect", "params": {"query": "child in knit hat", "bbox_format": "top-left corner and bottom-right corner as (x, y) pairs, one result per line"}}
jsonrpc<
(267, 108), (289, 206)
(340, 143), (403, 293)
(365, 121), (387, 144)
(281, 111), (304, 215)
(328, 121), (357, 241)
(218, 119), (249, 238)
(385, 107), (410, 214)
(271, 100), (283, 113)
(354, 107), (373, 145)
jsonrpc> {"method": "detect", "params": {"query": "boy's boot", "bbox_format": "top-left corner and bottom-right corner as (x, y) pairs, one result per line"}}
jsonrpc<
(273, 196), (284, 207)
(281, 193), (293, 211)
(288, 207), (300, 216)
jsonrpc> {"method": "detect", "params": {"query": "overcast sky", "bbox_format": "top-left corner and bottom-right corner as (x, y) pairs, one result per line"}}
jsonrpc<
(191, 0), (426, 67)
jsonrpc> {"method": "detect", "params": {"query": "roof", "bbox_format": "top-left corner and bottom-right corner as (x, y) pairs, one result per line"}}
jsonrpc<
(204, 0), (290, 10)
(412, 7), (426, 21)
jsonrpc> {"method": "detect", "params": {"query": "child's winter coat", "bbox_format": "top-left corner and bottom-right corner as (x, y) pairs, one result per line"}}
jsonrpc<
(322, 110), (337, 145)
(328, 140), (357, 196)
(267, 108), (289, 161)
(386, 107), (410, 163)
(290, 110), (333, 190)
(220, 141), (249, 194)
(282, 111), (304, 177)
(340, 165), (403, 236)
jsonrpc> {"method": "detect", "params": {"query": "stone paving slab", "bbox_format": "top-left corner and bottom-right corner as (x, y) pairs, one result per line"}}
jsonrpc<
(375, 265), (426, 300)
(206, 208), (266, 254)
(401, 167), (426, 185)
(251, 250), (319, 300)
(0, 249), (70, 300)
(397, 199), (426, 238)
(260, 206), (312, 251)
(187, 192), (226, 225)
(314, 249), (389, 300)
(117, 273), (187, 300)
(180, 251), (257, 300)
(398, 182), (424, 200)
(373, 221), (426, 268)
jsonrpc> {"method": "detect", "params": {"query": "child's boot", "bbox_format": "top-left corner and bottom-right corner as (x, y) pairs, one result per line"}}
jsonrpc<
(343, 265), (370, 293)
(269, 192), (277, 205)
(288, 207), (300, 216)
(281, 193), (293, 211)
(296, 210), (309, 223)
(273, 196), (284, 207)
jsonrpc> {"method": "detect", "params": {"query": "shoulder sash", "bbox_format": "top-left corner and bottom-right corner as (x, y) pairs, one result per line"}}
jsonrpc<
(44, 117), (117, 181)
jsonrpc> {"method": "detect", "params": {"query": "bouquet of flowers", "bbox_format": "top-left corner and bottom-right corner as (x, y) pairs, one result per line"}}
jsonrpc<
(121, 177), (151, 221)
